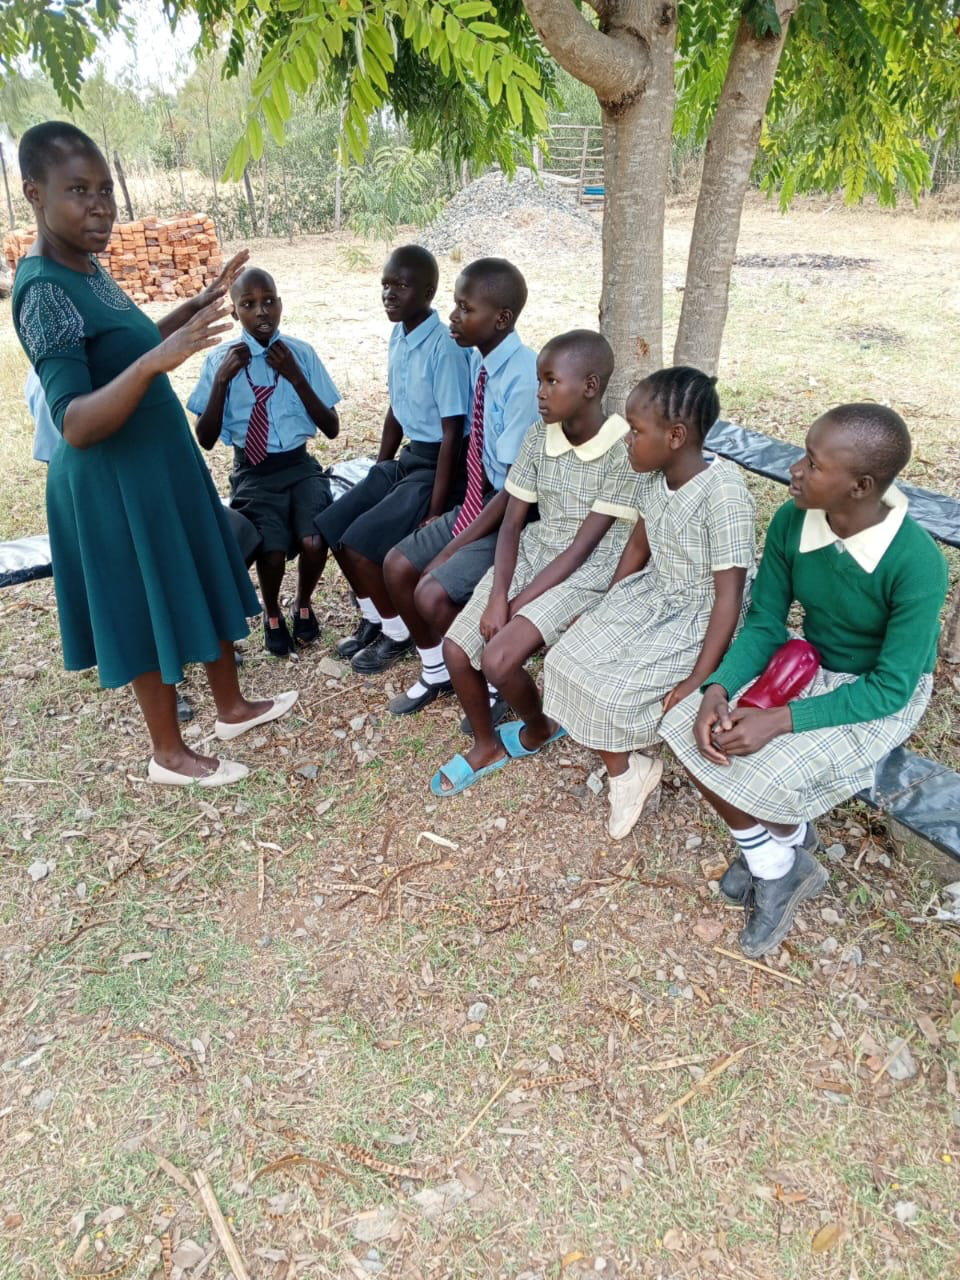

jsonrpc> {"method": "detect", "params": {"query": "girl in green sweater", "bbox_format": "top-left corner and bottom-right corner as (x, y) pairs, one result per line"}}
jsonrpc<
(660, 404), (948, 958)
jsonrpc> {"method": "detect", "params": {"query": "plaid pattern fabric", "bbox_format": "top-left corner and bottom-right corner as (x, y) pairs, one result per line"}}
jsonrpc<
(543, 461), (755, 751)
(445, 417), (640, 669)
(660, 668), (934, 824)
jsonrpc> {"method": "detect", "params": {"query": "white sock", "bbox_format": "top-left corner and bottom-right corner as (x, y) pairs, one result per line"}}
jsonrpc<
(769, 822), (806, 848)
(358, 597), (381, 624)
(381, 614), (410, 643)
(416, 644), (449, 685)
(730, 824), (796, 880)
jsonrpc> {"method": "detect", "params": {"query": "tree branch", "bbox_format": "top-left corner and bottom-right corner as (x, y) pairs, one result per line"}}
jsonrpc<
(522, 0), (647, 102)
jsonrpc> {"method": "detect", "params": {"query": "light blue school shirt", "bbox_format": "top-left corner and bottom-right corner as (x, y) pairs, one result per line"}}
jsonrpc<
(388, 309), (471, 443)
(469, 330), (539, 490)
(25, 369), (60, 463)
(187, 328), (340, 453)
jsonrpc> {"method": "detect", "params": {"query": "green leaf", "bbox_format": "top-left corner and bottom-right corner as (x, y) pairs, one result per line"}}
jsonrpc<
(504, 76), (522, 126)
(246, 114), (264, 161)
(454, 1), (491, 18)
(262, 95), (286, 146)
(469, 20), (509, 39)
(487, 58), (503, 105)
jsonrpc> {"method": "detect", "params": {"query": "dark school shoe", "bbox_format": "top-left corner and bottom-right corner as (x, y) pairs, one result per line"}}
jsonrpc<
(388, 680), (454, 716)
(718, 822), (822, 906)
(460, 695), (512, 736)
(739, 846), (830, 958)
(291, 603), (320, 646)
(351, 633), (415, 674)
(336, 618), (381, 659)
(264, 614), (294, 657)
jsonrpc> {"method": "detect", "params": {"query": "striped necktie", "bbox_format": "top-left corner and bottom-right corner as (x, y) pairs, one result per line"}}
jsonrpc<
(450, 366), (487, 537)
(242, 365), (278, 466)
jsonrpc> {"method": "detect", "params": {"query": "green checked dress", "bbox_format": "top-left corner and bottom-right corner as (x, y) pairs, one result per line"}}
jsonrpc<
(13, 255), (260, 689)
(445, 414), (639, 668)
(543, 460), (755, 752)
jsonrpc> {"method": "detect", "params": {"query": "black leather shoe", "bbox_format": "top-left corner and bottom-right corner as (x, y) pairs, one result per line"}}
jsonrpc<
(388, 680), (454, 716)
(264, 615), (293, 657)
(740, 847), (829, 958)
(719, 823), (822, 906)
(351, 633), (415, 674)
(291, 603), (320, 645)
(460, 695), (512, 735)
(336, 619), (380, 659)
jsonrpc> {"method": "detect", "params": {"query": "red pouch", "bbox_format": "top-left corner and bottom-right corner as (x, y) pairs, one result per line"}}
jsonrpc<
(737, 638), (821, 710)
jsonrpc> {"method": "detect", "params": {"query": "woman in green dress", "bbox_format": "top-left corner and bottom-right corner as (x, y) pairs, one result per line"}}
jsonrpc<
(13, 122), (298, 787)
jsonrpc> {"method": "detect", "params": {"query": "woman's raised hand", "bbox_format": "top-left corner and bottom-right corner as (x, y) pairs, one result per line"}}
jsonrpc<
(146, 298), (233, 375)
(199, 248), (250, 304)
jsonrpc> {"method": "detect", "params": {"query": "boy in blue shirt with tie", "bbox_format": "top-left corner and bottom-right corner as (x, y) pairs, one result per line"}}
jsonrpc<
(189, 267), (340, 655)
(317, 244), (472, 673)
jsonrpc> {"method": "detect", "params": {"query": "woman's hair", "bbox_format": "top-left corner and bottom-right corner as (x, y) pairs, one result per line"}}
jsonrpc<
(19, 121), (100, 182)
(635, 366), (720, 442)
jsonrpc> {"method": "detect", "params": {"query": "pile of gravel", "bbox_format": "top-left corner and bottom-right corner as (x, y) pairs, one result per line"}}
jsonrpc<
(422, 168), (601, 261)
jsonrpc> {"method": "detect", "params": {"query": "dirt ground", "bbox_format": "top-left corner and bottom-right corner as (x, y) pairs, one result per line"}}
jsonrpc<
(0, 195), (959, 1280)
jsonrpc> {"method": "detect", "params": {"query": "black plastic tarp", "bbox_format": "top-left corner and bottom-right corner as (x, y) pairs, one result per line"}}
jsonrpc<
(858, 746), (960, 861)
(706, 420), (960, 549)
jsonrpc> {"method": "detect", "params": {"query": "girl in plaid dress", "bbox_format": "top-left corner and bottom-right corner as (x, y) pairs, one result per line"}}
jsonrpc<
(432, 330), (641, 796)
(660, 405), (948, 958)
(543, 367), (755, 840)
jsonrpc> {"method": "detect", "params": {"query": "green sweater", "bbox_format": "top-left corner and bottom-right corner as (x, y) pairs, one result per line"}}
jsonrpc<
(709, 500), (948, 732)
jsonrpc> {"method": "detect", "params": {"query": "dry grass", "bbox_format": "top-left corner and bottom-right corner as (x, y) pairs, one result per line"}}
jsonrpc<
(1, 197), (959, 1279)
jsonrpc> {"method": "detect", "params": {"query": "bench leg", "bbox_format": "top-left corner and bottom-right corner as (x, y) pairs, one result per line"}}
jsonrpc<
(939, 581), (960, 664)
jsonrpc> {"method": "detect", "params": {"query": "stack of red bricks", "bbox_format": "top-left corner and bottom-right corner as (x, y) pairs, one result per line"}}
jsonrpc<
(3, 212), (222, 302)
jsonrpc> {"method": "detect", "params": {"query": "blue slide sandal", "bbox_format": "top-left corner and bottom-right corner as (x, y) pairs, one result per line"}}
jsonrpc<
(498, 720), (567, 759)
(430, 751), (510, 797)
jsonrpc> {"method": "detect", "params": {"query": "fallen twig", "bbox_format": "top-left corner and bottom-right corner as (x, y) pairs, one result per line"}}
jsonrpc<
(712, 945), (807, 987)
(871, 1027), (918, 1086)
(651, 1045), (750, 1128)
(454, 1075), (515, 1149)
(144, 1141), (195, 1196)
(193, 1169), (250, 1280)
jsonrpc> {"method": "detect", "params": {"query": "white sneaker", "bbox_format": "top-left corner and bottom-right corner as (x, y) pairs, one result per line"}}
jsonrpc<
(607, 752), (663, 840)
(148, 757), (249, 787)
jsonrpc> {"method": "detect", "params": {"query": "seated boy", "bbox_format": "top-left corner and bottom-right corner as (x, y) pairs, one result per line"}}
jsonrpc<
(316, 244), (472, 673)
(189, 267), (340, 656)
(660, 404), (949, 958)
(382, 257), (539, 715)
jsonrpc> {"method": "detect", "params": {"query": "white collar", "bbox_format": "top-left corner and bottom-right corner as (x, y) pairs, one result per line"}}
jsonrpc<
(544, 413), (627, 461)
(798, 485), (908, 573)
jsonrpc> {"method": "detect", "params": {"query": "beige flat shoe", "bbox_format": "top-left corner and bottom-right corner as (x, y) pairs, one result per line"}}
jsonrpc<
(607, 752), (663, 840)
(148, 757), (249, 787)
(214, 689), (299, 741)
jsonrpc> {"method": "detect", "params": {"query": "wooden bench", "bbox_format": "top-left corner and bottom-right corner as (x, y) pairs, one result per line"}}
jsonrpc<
(705, 419), (960, 863)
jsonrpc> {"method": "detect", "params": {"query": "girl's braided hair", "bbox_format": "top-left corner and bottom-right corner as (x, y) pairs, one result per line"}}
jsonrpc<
(636, 366), (720, 442)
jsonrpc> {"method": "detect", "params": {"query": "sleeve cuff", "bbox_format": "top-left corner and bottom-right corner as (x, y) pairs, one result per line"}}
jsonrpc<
(504, 478), (537, 503)
(592, 500), (639, 521)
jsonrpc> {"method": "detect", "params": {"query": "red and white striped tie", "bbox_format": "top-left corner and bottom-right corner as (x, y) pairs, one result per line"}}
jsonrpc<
(242, 367), (277, 466)
(450, 366), (487, 537)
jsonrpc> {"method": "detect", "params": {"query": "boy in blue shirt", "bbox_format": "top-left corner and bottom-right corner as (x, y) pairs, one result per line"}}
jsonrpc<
(189, 267), (340, 656)
(382, 258), (539, 715)
(317, 244), (472, 674)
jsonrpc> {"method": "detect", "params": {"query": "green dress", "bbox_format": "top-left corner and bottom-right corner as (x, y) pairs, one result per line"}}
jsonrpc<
(13, 255), (260, 688)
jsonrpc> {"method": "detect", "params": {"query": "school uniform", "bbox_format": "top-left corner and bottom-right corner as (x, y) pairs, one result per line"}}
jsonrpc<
(544, 460), (755, 751)
(24, 369), (60, 463)
(314, 310), (471, 563)
(660, 489), (949, 823)
(187, 329), (340, 555)
(445, 414), (638, 669)
(391, 331), (539, 602)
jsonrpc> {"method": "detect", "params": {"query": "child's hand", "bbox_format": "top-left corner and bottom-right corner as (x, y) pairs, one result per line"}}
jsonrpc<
(663, 675), (701, 713)
(198, 248), (250, 305)
(216, 342), (251, 385)
(479, 595), (509, 641)
(711, 705), (791, 757)
(693, 684), (733, 765)
(265, 340), (303, 384)
(148, 299), (233, 375)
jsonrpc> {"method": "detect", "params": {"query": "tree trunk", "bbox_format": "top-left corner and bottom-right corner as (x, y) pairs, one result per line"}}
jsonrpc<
(523, 0), (676, 409)
(243, 165), (259, 236)
(673, 3), (795, 374)
(203, 88), (222, 233)
(261, 152), (270, 238)
(0, 142), (15, 231)
(113, 151), (135, 222)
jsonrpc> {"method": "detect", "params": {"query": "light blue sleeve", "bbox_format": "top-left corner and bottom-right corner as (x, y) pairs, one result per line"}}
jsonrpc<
(430, 332), (471, 420)
(24, 370), (61, 463)
(493, 349), (540, 467)
(296, 341), (341, 408)
(186, 346), (223, 416)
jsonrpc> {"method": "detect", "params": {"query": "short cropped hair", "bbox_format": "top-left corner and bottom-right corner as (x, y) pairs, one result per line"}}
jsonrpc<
(634, 366), (720, 442)
(386, 244), (439, 291)
(19, 121), (100, 181)
(459, 257), (528, 319)
(540, 329), (615, 395)
(823, 402), (911, 487)
(230, 267), (277, 300)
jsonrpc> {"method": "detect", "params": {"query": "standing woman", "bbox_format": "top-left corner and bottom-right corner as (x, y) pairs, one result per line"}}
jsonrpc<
(13, 122), (297, 786)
